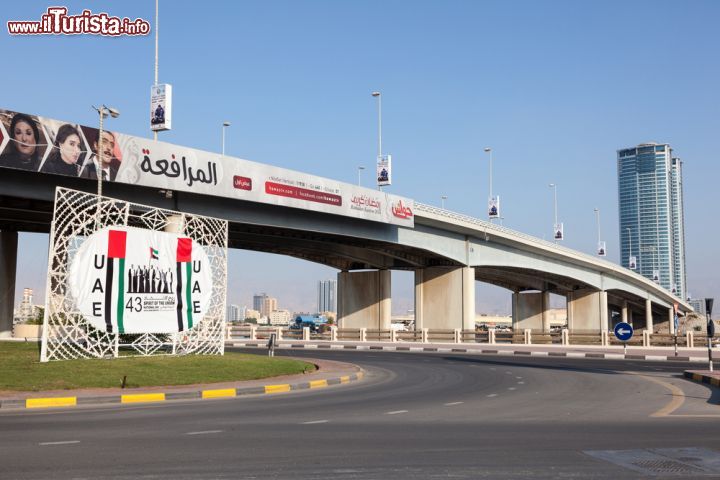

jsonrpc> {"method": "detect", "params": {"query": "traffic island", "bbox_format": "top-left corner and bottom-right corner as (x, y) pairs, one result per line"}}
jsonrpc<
(684, 370), (720, 388)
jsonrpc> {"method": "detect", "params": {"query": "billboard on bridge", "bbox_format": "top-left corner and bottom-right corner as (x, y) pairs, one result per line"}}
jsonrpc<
(0, 108), (414, 227)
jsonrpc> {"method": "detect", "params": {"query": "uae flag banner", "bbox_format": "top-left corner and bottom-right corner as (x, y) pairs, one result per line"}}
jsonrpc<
(69, 226), (212, 334)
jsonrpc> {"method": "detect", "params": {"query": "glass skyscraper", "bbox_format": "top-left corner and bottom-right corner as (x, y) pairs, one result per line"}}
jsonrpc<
(317, 280), (337, 313)
(617, 143), (686, 299)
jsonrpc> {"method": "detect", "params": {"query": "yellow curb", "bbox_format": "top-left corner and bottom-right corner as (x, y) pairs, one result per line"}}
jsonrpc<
(309, 379), (328, 389)
(340, 375), (350, 384)
(264, 384), (291, 394)
(26, 397), (77, 409)
(121, 393), (165, 404)
(202, 388), (236, 399)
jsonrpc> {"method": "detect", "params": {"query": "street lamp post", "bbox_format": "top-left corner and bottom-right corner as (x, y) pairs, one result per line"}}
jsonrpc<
(222, 121), (231, 156)
(594, 208), (602, 255)
(91, 105), (119, 228)
(484, 147), (493, 221)
(549, 183), (558, 241)
(357, 166), (365, 186)
(626, 227), (632, 267)
(441, 195), (447, 209)
(371, 92), (382, 160)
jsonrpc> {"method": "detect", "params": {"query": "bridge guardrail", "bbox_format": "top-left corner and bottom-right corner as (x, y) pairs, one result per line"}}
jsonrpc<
(226, 325), (709, 349)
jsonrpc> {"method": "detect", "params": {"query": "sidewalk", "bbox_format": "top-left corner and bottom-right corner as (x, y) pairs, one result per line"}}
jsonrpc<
(0, 357), (363, 410)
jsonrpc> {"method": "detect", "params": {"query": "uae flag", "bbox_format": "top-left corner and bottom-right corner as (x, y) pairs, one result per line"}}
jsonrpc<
(175, 237), (194, 331)
(106, 229), (128, 333)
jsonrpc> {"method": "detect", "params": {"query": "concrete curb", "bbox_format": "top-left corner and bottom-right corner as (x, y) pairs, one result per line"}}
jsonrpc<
(684, 371), (720, 388)
(229, 341), (703, 363)
(0, 370), (364, 411)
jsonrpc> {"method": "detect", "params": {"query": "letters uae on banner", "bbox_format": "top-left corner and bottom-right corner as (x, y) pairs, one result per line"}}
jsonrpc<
(69, 227), (212, 334)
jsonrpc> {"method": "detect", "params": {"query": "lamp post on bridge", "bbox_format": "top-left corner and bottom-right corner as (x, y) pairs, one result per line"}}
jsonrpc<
(441, 195), (447, 209)
(91, 104), (120, 227)
(357, 166), (365, 186)
(549, 183), (562, 242)
(222, 121), (231, 156)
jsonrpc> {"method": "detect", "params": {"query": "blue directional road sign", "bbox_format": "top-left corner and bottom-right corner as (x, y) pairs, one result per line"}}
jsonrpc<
(614, 322), (634, 342)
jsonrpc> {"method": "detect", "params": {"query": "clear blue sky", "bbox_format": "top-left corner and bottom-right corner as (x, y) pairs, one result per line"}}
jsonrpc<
(2, 0), (718, 315)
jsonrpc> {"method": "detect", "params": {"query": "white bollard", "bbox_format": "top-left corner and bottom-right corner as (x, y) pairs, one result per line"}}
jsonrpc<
(601, 330), (609, 347)
(360, 328), (367, 342)
(643, 330), (651, 347)
(391, 329), (397, 342)
(422, 328), (429, 343)
(250, 325), (257, 340)
(454, 328), (461, 344)
(489, 328), (496, 345)
(562, 328), (569, 345)
(330, 325), (338, 342)
(276, 326), (283, 341)
(524, 329), (532, 345)
(302, 326), (310, 341)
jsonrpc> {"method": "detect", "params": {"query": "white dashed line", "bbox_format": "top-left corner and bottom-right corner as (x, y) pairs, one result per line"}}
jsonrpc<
(505, 371), (513, 375)
(508, 387), (516, 391)
(386, 410), (409, 415)
(444, 402), (464, 406)
(185, 430), (223, 436)
(302, 420), (329, 424)
(515, 377), (523, 379)
(517, 381), (525, 385)
(487, 394), (498, 398)
(39, 440), (80, 446)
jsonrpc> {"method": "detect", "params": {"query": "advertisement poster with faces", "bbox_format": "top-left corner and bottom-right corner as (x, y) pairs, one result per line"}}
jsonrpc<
(597, 241), (606, 257)
(0, 108), (414, 227)
(553, 223), (564, 241)
(629, 256), (637, 270)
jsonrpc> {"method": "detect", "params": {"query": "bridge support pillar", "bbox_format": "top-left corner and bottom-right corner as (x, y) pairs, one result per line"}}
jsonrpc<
(566, 288), (607, 333)
(414, 267), (474, 331)
(512, 291), (550, 332)
(0, 230), (18, 338)
(645, 299), (653, 332)
(337, 270), (391, 330)
(621, 301), (629, 324)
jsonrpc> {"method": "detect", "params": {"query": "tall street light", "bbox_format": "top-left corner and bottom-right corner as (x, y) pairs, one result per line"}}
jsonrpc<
(441, 195), (447, 209)
(626, 227), (633, 268)
(92, 105), (119, 228)
(594, 208), (604, 256)
(222, 121), (231, 156)
(357, 166), (365, 186)
(92, 105), (120, 199)
(549, 183), (559, 241)
(484, 147), (494, 221)
(371, 91), (382, 159)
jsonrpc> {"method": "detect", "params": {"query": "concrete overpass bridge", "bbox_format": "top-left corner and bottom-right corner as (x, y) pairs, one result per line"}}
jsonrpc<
(0, 165), (690, 339)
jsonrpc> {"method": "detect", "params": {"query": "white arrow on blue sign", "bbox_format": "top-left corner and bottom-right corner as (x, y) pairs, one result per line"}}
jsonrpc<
(614, 322), (634, 342)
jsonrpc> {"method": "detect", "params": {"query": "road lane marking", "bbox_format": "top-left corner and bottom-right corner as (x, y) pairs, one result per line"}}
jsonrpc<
(508, 387), (516, 391)
(386, 410), (408, 415)
(515, 377), (523, 379)
(629, 372), (720, 418)
(444, 402), (464, 406)
(185, 430), (223, 435)
(302, 420), (329, 424)
(39, 440), (80, 446)
(517, 381), (525, 384)
(487, 394), (498, 397)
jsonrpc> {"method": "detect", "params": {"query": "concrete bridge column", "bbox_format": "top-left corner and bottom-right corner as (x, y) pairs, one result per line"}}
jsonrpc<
(512, 291), (550, 332)
(0, 231), (18, 338)
(645, 298), (653, 332)
(414, 267), (474, 331)
(621, 301), (628, 324)
(668, 307), (676, 335)
(566, 288), (607, 333)
(337, 269), (391, 330)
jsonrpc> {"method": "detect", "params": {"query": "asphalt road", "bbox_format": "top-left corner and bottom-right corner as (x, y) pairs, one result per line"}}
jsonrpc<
(1, 349), (720, 479)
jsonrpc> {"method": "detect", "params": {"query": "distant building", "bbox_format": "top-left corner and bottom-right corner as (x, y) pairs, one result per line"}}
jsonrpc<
(689, 298), (707, 317)
(262, 297), (278, 317)
(245, 309), (261, 322)
(226, 304), (241, 323)
(317, 280), (337, 314)
(14, 287), (38, 324)
(253, 293), (267, 312)
(617, 143), (686, 299)
(268, 309), (293, 325)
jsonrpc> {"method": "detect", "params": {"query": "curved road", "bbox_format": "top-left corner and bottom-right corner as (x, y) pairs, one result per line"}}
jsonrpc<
(1, 349), (720, 479)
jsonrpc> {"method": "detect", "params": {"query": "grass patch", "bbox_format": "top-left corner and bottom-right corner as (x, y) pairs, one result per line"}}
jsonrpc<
(0, 342), (314, 391)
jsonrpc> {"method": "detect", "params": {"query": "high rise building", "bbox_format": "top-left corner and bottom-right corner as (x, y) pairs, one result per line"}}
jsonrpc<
(317, 280), (337, 313)
(253, 293), (267, 312)
(617, 143), (686, 298)
(261, 297), (277, 317)
(225, 304), (240, 323)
